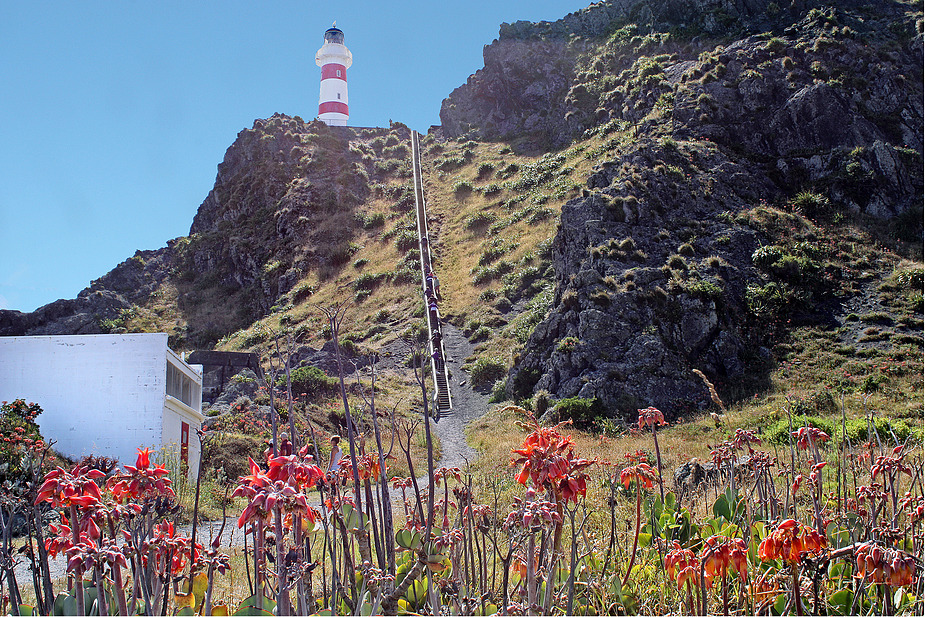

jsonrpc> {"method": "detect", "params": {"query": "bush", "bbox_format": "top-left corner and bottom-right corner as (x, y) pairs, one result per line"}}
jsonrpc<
(362, 212), (385, 229)
(554, 397), (603, 430)
(667, 254), (688, 271)
(791, 191), (830, 217)
(839, 417), (914, 445)
(470, 356), (507, 389)
(763, 415), (836, 446)
(454, 180), (474, 196)
(202, 432), (264, 480)
(0, 399), (45, 481)
(465, 211), (497, 230)
(286, 366), (339, 399)
(488, 380), (508, 403)
(685, 279), (723, 301)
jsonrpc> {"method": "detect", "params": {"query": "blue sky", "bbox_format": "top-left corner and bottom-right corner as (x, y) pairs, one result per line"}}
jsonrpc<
(0, 1), (589, 313)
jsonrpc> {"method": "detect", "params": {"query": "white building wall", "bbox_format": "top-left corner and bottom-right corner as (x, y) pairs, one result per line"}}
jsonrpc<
(162, 349), (204, 478)
(0, 334), (169, 468)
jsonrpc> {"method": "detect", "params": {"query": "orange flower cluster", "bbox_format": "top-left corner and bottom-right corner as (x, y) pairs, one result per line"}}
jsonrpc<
(620, 462), (657, 490)
(758, 519), (826, 563)
(232, 449), (323, 529)
(871, 447), (913, 481)
(855, 542), (917, 587)
(731, 428), (761, 453)
(34, 464), (106, 509)
(702, 535), (748, 586)
(792, 426), (830, 451)
(665, 541), (698, 590)
(510, 422), (594, 502)
(106, 448), (173, 503)
(637, 406), (668, 430)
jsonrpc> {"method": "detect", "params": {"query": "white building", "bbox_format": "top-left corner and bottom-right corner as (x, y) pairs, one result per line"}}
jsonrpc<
(0, 333), (204, 478)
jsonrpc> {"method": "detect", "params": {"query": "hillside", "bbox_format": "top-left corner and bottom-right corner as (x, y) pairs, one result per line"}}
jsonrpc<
(1, 0), (921, 430)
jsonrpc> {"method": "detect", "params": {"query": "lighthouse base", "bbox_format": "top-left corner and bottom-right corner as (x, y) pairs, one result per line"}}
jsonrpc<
(319, 114), (348, 127)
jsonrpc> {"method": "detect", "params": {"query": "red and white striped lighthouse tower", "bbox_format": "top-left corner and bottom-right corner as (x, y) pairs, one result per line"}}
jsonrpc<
(315, 24), (352, 126)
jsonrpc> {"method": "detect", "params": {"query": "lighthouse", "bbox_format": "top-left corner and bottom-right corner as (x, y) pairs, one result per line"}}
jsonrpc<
(315, 24), (352, 126)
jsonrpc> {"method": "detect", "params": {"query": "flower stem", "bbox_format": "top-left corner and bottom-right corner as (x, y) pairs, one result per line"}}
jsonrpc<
(622, 480), (642, 588)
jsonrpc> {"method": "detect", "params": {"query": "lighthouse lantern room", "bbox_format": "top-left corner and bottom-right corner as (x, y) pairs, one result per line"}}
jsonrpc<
(315, 24), (352, 126)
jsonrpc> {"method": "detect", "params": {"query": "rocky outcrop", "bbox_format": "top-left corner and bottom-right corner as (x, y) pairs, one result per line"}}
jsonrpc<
(0, 290), (131, 337)
(508, 139), (775, 417)
(448, 0), (922, 418)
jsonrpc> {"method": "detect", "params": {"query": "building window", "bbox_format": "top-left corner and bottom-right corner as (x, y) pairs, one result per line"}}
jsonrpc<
(166, 362), (199, 408)
(336, 70), (341, 77)
(337, 93), (341, 99)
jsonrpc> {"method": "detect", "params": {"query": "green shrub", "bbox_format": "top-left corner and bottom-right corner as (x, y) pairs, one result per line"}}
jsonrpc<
(354, 272), (386, 291)
(619, 237), (637, 252)
(763, 415), (836, 445)
(0, 399), (45, 481)
(839, 417), (914, 445)
(791, 191), (830, 217)
(488, 379), (509, 403)
(454, 180), (474, 196)
(470, 326), (492, 343)
(465, 211), (497, 231)
(554, 397), (603, 430)
(477, 162), (495, 179)
(395, 229), (418, 253)
(667, 254), (688, 270)
(362, 212), (385, 229)
(685, 279), (723, 301)
(557, 336), (580, 352)
(286, 366), (339, 398)
(202, 432), (265, 480)
(470, 356), (507, 389)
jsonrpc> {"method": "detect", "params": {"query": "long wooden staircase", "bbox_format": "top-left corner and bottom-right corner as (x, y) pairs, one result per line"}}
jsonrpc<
(410, 131), (452, 419)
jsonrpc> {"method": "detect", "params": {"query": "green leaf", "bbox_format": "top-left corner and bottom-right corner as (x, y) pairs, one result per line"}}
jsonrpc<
(17, 606), (37, 616)
(396, 528), (415, 549)
(638, 532), (653, 547)
(230, 608), (273, 616)
(828, 588), (854, 615)
(236, 594), (276, 613)
(177, 608), (195, 616)
(53, 592), (77, 616)
(771, 593), (788, 615)
(713, 494), (732, 521)
(664, 491), (676, 510)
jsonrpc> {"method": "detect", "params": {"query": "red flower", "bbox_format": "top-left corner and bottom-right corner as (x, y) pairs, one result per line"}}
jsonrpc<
(758, 519), (826, 563)
(510, 419), (594, 502)
(637, 407), (667, 430)
(34, 464), (106, 510)
(620, 463), (656, 490)
(856, 542), (917, 587)
(792, 426), (830, 451)
(666, 541), (698, 590)
(701, 535), (749, 586)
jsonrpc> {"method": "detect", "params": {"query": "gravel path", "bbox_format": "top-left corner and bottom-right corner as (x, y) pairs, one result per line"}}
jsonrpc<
(431, 323), (490, 470)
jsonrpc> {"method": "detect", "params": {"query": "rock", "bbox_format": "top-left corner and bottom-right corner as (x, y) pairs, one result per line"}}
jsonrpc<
(213, 369), (260, 406)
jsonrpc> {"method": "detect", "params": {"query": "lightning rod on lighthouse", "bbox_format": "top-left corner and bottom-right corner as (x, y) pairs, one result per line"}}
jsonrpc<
(315, 23), (352, 126)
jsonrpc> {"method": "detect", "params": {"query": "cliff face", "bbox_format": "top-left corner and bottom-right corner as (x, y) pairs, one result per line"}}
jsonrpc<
(0, 116), (412, 347)
(448, 0), (923, 416)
